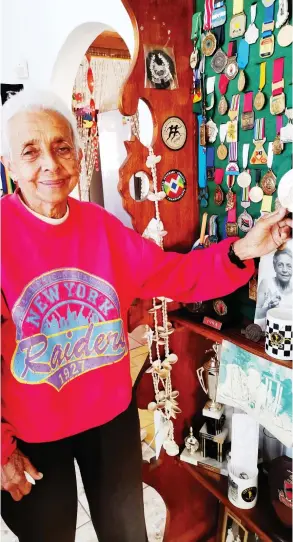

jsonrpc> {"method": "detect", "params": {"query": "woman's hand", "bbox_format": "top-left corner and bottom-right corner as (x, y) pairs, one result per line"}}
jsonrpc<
(1, 448), (43, 501)
(233, 207), (292, 260)
(267, 294), (281, 310)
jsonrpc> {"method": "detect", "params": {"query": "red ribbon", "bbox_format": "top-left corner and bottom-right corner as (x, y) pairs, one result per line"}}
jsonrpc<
(214, 168), (225, 185)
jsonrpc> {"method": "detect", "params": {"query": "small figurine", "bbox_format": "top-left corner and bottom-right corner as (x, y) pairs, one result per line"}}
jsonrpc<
(184, 427), (199, 455)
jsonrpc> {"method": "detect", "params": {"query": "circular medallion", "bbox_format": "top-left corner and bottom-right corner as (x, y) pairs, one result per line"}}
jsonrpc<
(224, 57), (239, 80)
(237, 170), (252, 188)
(238, 211), (254, 232)
(238, 69), (246, 92)
(162, 170), (187, 202)
(161, 117), (187, 151)
(260, 171), (277, 195)
(254, 91), (265, 111)
(217, 143), (228, 160)
(242, 487), (257, 503)
(190, 49), (199, 69)
(244, 323), (263, 342)
(273, 135), (284, 155)
(249, 185), (264, 203)
(146, 49), (175, 89)
(214, 185), (224, 205)
(202, 32), (217, 56)
(206, 119), (218, 143)
(211, 48), (228, 73)
(269, 331), (284, 347)
(277, 169), (293, 212)
(218, 95), (228, 115)
(277, 24), (293, 47)
(213, 299), (227, 316)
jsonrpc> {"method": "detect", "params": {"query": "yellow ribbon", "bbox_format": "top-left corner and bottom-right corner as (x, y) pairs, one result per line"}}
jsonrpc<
(261, 195), (272, 213)
(259, 62), (266, 91)
(233, 0), (244, 15)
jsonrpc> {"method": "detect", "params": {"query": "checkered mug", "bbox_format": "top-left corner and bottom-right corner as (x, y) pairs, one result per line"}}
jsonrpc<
(265, 308), (293, 361)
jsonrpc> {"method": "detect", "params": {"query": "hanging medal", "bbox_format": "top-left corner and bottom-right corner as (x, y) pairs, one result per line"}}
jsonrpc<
(237, 144), (251, 188)
(204, 215), (219, 246)
(202, 0), (217, 56)
(190, 12), (202, 69)
(238, 187), (253, 233)
(249, 170), (264, 203)
(237, 39), (249, 91)
(213, 170), (224, 210)
(250, 118), (268, 165)
(254, 62), (266, 111)
(217, 124), (228, 160)
(226, 189), (238, 236)
(211, 48), (228, 73)
(245, 3), (259, 44)
(230, 0), (246, 38)
(211, 0), (226, 28)
(276, 0), (292, 46)
(260, 142), (277, 196)
(280, 108), (293, 143)
(197, 116), (209, 208)
(226, 175), (236, 211)
(226, 142), (239, 176)
(270, 58), (286, 115)
(241, 92), (254, 131)
(206, 76), (216, 111)
(226, 94), (240, 144)
(206, 119), (218, 142)
(224, 41), (239, 80)
(273, 116), (284, 154)
(260, 3), (275, 58)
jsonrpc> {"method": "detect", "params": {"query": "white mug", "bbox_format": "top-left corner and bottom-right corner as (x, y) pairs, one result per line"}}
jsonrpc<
(265, 308), (293, 361)
(228, 463), (258, 510)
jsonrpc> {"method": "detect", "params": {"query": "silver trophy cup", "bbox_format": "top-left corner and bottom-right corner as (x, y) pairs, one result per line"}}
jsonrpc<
(197, 343), (223, 412)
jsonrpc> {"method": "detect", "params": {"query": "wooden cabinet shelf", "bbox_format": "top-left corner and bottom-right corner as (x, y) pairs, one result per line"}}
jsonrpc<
(169, 309), (292, 370)
(179, 460), (291, 542)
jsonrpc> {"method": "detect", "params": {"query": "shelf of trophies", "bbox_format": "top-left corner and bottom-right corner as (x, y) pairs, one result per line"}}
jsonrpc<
(169, 309), (292, 370)
(179, 460), (291, 542)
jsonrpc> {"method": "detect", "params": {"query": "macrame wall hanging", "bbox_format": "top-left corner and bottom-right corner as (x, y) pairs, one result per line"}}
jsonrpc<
(143, 148), (181, 457)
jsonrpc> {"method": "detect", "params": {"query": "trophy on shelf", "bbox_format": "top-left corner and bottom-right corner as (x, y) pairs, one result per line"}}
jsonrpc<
(197, 343), (224, 420)
(180, 342), (229, 474)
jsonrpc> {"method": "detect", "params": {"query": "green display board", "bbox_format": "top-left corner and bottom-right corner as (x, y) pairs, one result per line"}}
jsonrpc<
(193, 0), (292, 319)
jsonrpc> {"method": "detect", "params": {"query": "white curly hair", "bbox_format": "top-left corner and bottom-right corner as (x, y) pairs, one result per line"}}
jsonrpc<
(1, 88), (81, 157)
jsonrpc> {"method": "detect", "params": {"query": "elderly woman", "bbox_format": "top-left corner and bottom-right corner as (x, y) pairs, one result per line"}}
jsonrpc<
(1, 89), (292, 542)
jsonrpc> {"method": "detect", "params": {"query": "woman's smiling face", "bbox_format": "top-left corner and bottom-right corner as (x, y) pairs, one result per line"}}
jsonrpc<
(5, 109), (82, 206)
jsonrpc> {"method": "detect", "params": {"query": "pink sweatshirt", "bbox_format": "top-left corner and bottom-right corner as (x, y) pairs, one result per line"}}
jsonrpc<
(1, 193), (254, 463)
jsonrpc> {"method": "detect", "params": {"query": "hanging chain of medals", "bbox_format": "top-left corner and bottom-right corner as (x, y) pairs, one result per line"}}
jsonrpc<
(143, 147), (181, 457)
(72, 55), (100, 201)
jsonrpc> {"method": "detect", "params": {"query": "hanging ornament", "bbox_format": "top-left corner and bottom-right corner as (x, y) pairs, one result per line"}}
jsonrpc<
(144, 147), (181, 457)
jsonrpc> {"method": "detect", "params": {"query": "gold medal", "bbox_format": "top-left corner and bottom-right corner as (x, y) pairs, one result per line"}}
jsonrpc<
(254, 90), (265, 110)
(238, 69), (246, 92)
(260, 171), (277, 195)
(226, 222), (238, 236)
(273, 135), (284, 155)
(201, 32), (217, 57)
(214, 185), (224, 205)
(270, 92), (286, 115)
(217, 143), (228, 160)
(218, 95), (228, 115)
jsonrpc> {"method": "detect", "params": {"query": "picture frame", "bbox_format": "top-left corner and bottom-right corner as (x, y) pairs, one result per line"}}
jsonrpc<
(221, 507), (248, 542)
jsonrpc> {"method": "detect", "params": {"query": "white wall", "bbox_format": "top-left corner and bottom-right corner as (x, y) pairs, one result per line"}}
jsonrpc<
(1, 0), (135, 107)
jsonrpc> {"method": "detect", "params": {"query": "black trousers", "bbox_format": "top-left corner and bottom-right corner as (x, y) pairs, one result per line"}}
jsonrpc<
(1, 395), (148, 542)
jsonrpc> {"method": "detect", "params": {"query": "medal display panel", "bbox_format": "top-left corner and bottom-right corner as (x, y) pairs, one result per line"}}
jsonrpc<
(193, 0), (292, 318)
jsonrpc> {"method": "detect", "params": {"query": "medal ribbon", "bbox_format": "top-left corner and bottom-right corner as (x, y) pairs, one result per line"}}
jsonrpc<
(272, 57), (285, 96)
(227, 196), (237, 221)
(214, 168), (224, 184)
(259, 62), (266, 91)
(243, 91), (253, 113)
(267, 142), (274, 169)
(254, 118), (265, 140)
(242, 143), (250, 169)
(219, 74), (229, 95)
(238, 39), (249, 69)
(242, 186), (249, 202)
(226, 175), (235, 189)
(227, 41), (237, 57)
(233, 0), (243, 15)
(191, 12), (203, 44)
(198, 115), (207, 188)
(213, 25), (225, 46)
(204, 0), (214, 30)
(250, 3), (257, 24)
(276, 115), (283, 134)
(207, 146), (215, 167)
(262, 3), (275, 36)
(219, 123), (228, 143)
(228, 142), (238, 162)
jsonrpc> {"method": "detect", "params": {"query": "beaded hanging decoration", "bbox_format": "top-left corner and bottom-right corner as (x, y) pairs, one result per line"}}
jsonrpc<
(143, 147), (181, 457)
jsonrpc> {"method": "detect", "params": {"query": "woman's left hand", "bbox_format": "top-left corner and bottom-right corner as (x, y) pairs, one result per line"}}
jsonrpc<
(233, 207), (292, 260)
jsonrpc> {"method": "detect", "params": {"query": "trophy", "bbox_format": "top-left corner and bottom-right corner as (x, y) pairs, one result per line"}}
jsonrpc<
(197, 343), (224, 419)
